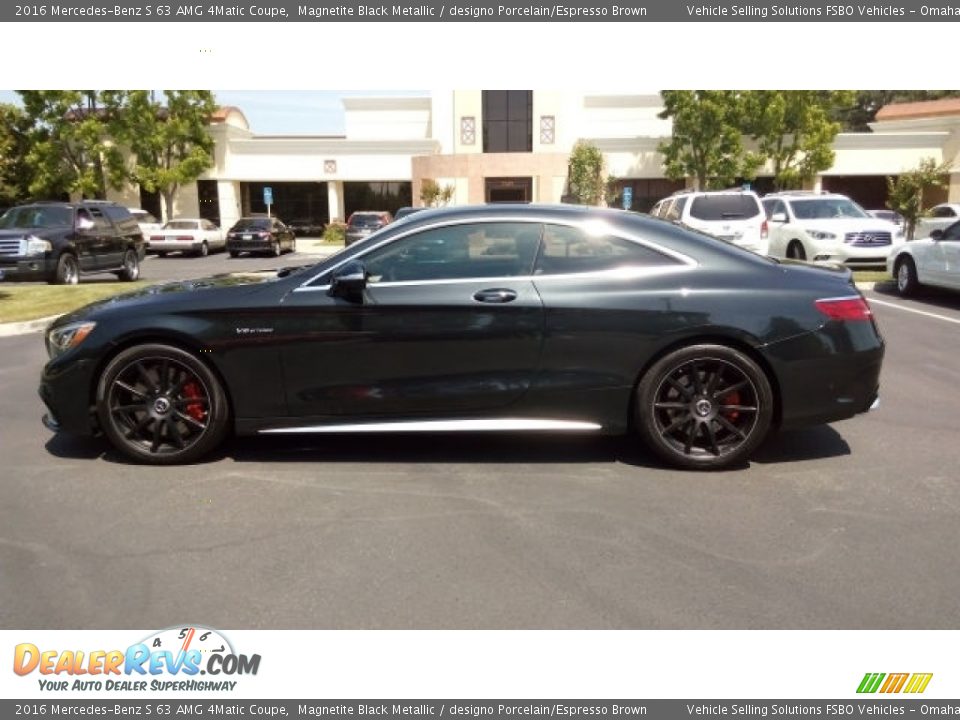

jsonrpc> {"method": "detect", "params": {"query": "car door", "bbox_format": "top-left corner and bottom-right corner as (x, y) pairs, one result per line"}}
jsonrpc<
(931, 220), (960, 288)
(277, 220), (544, 418)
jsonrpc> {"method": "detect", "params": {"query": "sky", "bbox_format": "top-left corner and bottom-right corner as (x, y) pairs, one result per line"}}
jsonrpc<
(0, 90), (428, 135)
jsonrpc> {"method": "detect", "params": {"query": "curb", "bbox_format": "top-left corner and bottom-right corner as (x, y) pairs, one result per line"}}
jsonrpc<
(0, 314), (59, 338)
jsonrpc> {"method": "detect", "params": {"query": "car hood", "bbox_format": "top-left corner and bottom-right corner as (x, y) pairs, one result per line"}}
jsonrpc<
(52, 272), (284, 326)
(794, 218), (899, 234)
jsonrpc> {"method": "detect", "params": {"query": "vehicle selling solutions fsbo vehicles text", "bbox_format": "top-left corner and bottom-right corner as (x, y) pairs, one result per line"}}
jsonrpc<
(685, 4), (907, 16)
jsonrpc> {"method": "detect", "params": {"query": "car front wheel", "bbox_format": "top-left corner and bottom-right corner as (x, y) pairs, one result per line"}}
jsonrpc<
(895, 256), (920, 297)
(117, 248), (140, 281)
(787, 240), (807, 261)
(96, 344), (230, 465)
(635, 344), (774, 470)
(51, 252), (79, 285)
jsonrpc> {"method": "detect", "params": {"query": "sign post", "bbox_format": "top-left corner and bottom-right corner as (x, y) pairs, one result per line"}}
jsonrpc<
(263, 186), (273, 218)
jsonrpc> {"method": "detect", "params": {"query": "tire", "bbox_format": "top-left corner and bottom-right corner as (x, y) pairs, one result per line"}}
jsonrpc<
(271, 239), (281, 257)
(116, 248), (140, 282)
(197, 241), (209, 258)
(635, 344), (774, 470)
(51, 253), (79, 285)
(96, 344), (230, 465)
(157, 252), (167, 258)
(229, 250), (240, 258)
(895, 256), (920, 297)
(787, 240), (807, 261)
(286, 238), (296, 254)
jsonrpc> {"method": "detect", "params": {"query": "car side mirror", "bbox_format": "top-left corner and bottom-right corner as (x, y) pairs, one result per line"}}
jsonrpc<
(770, 212), (787, 223)
(327, 260), (368, 301)
(930, 229), (944, 241)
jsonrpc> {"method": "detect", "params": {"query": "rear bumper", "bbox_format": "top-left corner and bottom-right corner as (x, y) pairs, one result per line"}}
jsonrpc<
(764, 322), (885, 429)
(148, 239), (203, 252)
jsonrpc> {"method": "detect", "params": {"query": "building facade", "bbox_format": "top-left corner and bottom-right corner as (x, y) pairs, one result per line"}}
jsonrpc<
(107, 92), (960, 230)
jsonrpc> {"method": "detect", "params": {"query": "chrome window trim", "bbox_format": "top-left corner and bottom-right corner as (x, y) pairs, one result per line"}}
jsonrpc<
(294, 215), (697, 293)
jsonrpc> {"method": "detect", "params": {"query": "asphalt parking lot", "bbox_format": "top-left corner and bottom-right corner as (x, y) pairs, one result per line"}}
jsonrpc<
(1, 280), (959, 630)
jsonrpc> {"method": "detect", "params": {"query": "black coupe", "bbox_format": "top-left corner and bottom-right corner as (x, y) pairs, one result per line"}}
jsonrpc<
(39, 204), (884, 469)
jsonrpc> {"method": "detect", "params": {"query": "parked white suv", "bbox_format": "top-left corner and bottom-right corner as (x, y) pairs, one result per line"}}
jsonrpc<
(651, 189), (768, 254)
(761, 192), (903, 269)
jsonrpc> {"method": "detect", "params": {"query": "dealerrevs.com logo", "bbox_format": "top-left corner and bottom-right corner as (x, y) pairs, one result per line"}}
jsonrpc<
(857, 673), (933, 694)
(13, 625), (261, 692)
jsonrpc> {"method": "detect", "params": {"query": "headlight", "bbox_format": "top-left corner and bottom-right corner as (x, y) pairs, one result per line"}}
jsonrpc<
(808, 230), (837, 241)
(46, 321), (96, 359)
(24, 235), (52, 256)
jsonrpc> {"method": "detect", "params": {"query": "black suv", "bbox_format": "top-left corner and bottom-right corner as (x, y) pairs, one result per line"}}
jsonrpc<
(0, 201), (145, 284)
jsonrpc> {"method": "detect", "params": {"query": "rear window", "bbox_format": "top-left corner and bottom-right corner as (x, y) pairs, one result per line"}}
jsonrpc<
(689, 195), (762, 221)
(232, 218), (271, 231)
(164, 221), (199, 230)
(349, 214), (385, 228)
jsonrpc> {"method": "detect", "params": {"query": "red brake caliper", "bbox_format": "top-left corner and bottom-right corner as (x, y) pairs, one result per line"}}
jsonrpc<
(721, 391), (740, 422)
(181, 381), (207, 422)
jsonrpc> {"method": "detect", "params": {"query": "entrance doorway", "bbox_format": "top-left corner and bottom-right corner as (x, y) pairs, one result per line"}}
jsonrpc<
(485, 177), (532, 203)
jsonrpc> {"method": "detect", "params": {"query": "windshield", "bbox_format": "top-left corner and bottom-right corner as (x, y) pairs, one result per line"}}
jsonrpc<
(164, 221), (199, 230)
(0, 205), (73, 229)
(790, 198), (868, 220)
(232, 218), (271, 231)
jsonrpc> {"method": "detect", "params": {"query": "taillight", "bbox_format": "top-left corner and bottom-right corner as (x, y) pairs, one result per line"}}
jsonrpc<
(761, 220), (768, 239)
(259, 232), (271, 239)
(815, 296), (872, 321)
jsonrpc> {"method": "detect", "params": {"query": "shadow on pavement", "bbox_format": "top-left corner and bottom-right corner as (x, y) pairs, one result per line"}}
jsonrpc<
(752, 425), (850, 464)
(871, 280), (960, 312)
(45, 425), (851, 469)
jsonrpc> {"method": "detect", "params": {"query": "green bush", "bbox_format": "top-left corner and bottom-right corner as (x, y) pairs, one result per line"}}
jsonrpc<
(322, 221), (346, 245)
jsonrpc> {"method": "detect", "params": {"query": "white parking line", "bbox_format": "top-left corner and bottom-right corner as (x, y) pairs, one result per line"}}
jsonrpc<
(867, 296), (960, 325)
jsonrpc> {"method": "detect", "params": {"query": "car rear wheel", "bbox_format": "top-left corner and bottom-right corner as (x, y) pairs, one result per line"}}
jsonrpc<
(51, 252), (79, 285)
(895, 256), (919, 297)
(96, 344), (230, 465)
(229, 250), (240, 258)
(197, 241), (209, 258)
(636, 344), (774, 470)
(787, 240), (807, 261)
(117, 248), (140, 281)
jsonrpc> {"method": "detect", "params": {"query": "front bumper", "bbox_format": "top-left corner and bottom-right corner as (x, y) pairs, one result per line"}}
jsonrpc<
(227, 238), (274, 252)
(0, 256), (54, 281)
(39, 356), (99, 436)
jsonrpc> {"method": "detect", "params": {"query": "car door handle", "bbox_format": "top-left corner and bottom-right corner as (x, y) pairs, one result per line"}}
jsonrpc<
(473, 288), (518, 304)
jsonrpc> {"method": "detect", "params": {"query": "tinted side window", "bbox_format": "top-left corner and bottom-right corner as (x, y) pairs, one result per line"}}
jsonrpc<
(364, 222), (541, 283)
(87, 207), (112, 231)
(666, 197), (686, 220)
(535, 224), (679, 275)
(942, 221), (960, 240)
(689, 195), (762, 221)
(933, 206), (956, 218)
(763, 200), (785, 219)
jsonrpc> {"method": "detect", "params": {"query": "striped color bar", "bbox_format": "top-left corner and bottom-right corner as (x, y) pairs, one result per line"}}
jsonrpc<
(857, 672), (932, 694)
(904, 674), (934, 694)
(857, 673), (885, 694)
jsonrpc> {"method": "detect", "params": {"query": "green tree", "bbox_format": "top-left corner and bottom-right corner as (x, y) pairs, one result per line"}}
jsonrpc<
(657, 91), (755, 190)
(419, 178), (454, 207)
(886, 157), (951, 239)
(0, 103), (33, 205)
(567, 140), (606, 205)
(17, 90), (128, 199)
(117, 91), (217, 220)
(743, 91), (853, 190)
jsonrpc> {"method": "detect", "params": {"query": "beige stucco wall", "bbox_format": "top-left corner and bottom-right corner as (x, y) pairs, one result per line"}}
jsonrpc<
(412, 152), (569, 205)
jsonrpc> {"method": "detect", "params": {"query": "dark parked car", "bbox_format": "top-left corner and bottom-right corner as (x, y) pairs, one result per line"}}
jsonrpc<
(226, 217), (296, 257)
(0, 201), (144, 284)
(345, 211), (393, 245)
(393, 206), (425, 221)
(288, 218), (324, 237)
(39, 204), (883, 469)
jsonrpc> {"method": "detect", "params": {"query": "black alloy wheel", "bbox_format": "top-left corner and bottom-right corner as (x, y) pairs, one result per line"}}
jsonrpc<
(52, 253), (79, 285)
(117, 248), (140, 281)
(895, 256), (919, 297)
(96, 344), (229, 464)
(636, 345), (773, 470)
